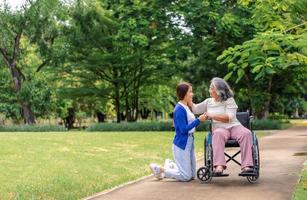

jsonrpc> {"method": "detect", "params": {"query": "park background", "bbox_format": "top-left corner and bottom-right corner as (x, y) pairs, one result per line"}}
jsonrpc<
(0, 0), (306, 199)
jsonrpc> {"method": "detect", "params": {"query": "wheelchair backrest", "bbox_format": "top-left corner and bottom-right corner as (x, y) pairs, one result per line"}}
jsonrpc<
(236, 112), (250, 128)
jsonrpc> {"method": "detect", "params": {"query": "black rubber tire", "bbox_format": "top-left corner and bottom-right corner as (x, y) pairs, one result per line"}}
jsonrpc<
(247, 137), (260, 184)
(197, 166), (212, 183)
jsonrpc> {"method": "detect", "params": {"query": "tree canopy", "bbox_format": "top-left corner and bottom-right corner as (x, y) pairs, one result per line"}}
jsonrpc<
(0, 0), (306, 126)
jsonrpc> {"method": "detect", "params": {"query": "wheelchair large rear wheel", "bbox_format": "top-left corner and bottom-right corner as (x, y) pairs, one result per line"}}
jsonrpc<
(247, 138), (260, 184)
(205, 142), (213, 171)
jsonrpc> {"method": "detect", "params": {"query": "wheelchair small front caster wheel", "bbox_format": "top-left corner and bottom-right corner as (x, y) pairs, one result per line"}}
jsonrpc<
(197, 166), (212, 183)
(247, 175), (259, 183)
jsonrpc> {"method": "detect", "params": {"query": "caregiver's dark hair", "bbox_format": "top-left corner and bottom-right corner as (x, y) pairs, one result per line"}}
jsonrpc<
(176, 82), (192, 100)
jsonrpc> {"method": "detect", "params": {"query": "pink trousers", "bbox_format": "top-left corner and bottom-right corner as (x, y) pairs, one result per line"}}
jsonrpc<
(212, 125), (253, 169)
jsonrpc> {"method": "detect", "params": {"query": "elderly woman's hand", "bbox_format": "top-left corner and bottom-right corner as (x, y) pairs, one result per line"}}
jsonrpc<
(198, 114), (207, 122)
(206, 112), (213, 120)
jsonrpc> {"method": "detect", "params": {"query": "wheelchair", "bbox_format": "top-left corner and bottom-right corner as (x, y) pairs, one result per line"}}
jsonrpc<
(197, 112), (260, 184)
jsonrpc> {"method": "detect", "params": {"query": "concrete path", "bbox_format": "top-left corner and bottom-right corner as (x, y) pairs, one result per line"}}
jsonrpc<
(86, 126), (307, 200)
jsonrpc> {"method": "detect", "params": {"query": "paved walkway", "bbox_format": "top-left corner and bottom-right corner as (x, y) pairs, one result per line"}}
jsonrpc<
(86, 126), (307, 200)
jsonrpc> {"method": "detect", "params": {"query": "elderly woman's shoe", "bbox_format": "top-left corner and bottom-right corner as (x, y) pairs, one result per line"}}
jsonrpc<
(239, 167), (255, 176)
(214, 165), (224, 175)
(241, 167), (254, 173)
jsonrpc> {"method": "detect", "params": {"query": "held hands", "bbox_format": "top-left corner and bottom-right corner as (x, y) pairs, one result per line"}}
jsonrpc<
(198, 112), (212, 122)
(198, 113), (208, 122)
(205, 112), (213, 120)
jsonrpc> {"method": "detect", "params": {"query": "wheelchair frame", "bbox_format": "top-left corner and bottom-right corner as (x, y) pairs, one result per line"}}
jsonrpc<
(197, 112), (260, 183)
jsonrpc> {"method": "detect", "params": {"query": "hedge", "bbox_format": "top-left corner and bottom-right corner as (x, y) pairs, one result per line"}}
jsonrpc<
(86, 119), (288, 132)
(0, 125), (67, 132)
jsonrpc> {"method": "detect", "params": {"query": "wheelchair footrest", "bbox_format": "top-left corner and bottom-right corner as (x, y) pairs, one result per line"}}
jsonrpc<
(238, 171), (257, 177)
(212, 172), (229, 177)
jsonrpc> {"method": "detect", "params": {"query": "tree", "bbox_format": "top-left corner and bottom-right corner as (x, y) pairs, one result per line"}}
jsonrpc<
(106, 0), (177, 122)
(164, 0), (256, 102)
(59, 0), (177, 123)
(0, 0), (68, 123)
(217, 0), (307, 118)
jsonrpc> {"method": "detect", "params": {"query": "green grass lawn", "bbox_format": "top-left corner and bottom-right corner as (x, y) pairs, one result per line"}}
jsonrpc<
(292, 162), (307, 200)
(0, 131), (268, 200)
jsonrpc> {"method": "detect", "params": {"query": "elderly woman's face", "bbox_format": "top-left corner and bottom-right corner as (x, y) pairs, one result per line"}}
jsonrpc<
(209, 84), (219, 100)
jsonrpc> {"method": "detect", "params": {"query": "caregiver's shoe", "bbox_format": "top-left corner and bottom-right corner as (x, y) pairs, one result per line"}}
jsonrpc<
(149, 163), (164, 180)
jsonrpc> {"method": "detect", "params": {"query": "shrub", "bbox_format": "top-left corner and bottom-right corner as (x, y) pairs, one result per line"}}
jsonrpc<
(86, 119), (288, 132)
(86, 121), (173, 132)
(251, 119), (288, 130)
(0, 125), (67, 132)
(196, 121), (211, 131)
(268, 112), (289, 120)
(87, 121), (210, 132)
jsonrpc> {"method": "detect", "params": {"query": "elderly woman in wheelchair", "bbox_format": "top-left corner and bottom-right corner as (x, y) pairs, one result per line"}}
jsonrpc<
(190, 77), (259, 183)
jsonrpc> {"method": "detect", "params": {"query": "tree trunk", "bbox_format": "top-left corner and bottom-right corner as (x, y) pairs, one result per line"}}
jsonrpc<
(125, 95), (133, 122)
(21, 103), (36, 124)
(127, 95), (136, 122)
(12, 66), (36, 124)
(64, 107), (75, 129)
(0, 32), (36, 124)
(96, 111), (105, 123)
(11, 66), (36, 124)
(112, 85), (120, 124)
(133, 85), (139, 121)
(263, 100), (270, 119)
(263, 78), (273, 119)
(140, 108), (150, 119)
(115, 92), (121, 123)
(113, 68), (121, 123)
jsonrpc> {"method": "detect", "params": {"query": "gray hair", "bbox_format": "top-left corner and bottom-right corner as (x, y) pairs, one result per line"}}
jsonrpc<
(211, 77), (234, 101)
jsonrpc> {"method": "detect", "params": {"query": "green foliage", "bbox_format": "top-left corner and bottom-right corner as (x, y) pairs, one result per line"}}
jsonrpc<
(18, 76), (54, 118)
(268, 112), (289, 120)
(1, 0), (306, 123)
(56, 0), (178, 122)
(139, 84), (176, 116)
(0, 125), (66, 132)
(0, 0), (71, 123)
(217, 0), (307, 118)
(53, 98), (73, 120)
(0, 66), (55, 120)
(303, 101), (307, 112)
(196, 121), (210, 132)
(0, 68), (21, 121)
(169, 0), (255, 100)
(219, 32), (307, 82)
(248, 0), (306, 32)
(251, 119), (289, 130)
